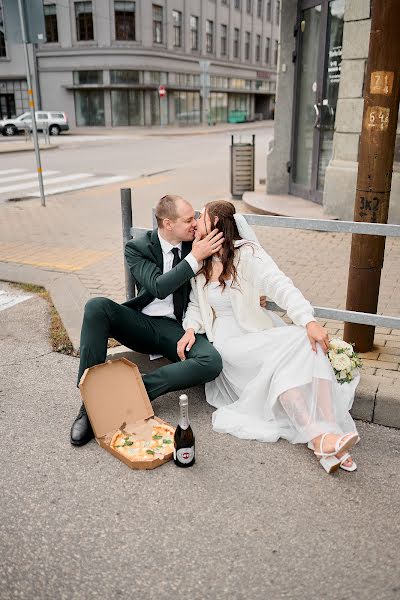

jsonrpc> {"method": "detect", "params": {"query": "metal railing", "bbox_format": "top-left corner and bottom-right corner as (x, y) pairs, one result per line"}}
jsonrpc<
(121, 188), (400, 331)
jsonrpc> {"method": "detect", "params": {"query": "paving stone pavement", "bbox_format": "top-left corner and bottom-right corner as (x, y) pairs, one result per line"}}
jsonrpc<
(0, 174), (399, 428)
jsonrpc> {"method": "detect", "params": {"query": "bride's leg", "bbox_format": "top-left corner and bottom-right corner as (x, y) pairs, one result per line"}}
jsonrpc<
(278, 382), (356, 468)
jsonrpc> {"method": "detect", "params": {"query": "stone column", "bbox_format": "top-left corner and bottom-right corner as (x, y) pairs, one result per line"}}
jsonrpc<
(323, 0), (371, 219)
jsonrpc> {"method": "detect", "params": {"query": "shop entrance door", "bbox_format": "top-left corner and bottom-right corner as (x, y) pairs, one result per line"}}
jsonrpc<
(290, 0), (345, 203)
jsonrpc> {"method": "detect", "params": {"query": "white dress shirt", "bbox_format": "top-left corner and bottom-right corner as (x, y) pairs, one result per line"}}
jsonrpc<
(141, 230), (199, 319)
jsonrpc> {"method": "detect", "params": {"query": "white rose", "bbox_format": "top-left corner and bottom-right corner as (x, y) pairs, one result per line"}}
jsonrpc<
(339, 370), (348, 380)
(329, 338), (354, 355)
(331, 353), (352, 372)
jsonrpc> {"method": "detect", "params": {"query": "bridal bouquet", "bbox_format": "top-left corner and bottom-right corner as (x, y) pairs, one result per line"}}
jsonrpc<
(328, 338), (362, 384)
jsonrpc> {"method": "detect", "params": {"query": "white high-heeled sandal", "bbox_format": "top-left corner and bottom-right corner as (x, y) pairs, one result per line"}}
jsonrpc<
(307, 443), (358, 472)
(308, 433), (359, 474)
(339, 452), (357, 472)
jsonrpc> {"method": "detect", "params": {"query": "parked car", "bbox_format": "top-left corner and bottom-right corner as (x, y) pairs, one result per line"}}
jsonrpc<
(0, 111), (69, 136)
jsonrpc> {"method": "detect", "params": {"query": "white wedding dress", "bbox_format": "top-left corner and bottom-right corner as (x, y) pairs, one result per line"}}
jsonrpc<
(205, 280), (359, 444)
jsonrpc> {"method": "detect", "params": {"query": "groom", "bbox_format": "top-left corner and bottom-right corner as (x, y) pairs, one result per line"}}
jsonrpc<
(70, 194), (224, 446)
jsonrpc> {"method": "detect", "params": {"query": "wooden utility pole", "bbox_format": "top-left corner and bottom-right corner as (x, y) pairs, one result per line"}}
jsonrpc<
(344, 0), (400, 352)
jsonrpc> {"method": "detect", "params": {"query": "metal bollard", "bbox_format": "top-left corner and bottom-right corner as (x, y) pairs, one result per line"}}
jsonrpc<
(121, 188), (137, 300)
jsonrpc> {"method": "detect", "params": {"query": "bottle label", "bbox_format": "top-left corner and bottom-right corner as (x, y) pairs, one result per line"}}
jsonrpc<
(174, 447), (195, 464)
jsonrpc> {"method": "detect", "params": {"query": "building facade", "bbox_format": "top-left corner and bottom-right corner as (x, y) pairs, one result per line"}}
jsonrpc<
(267, 0), (400, 223)
(0, 0), (280, 127)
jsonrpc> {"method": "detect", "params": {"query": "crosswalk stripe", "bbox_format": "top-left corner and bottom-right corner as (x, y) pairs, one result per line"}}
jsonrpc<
(0, 168), (26, 176)
(0, 171), (59, 184)
(30, 175), (131, 197)
(0, 173), (92, 194)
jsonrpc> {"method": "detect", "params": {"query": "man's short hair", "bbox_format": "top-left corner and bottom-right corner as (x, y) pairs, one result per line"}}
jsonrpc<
(155, 195), (185, 228)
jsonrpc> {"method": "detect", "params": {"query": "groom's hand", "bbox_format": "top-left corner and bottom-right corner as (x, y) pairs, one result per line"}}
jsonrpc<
(177, 329), (196, 361)
(306, 321), (329, 354)
(192, 229), (224, 262)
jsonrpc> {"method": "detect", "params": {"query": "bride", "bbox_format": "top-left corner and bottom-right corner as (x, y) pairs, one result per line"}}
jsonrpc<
(177, 200), (360, 474)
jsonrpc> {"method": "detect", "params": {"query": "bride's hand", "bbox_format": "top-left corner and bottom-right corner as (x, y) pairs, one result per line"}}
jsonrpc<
(177, 329), (196, 361)
(306, 321), (329, 354)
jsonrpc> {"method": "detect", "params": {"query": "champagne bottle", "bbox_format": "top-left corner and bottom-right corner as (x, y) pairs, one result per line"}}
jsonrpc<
(174, 394), (195, 468)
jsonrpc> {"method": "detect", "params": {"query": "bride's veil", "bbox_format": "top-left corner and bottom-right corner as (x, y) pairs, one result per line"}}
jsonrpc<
(233, 213), (261, 246)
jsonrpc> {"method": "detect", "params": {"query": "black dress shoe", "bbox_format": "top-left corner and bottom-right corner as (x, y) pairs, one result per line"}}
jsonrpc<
(70, 404), (94, 446)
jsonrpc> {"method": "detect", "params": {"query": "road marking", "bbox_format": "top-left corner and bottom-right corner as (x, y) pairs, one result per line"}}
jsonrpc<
(0, 170), (59, 184)
(29, 175), (131, 197)
(0, 168), (26, 176)
(0, 173), (92, 194)
(0, 290), (32, 312)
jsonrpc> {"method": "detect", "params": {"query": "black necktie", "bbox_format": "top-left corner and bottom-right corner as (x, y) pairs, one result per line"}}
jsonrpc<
(171, 247), (184, 323)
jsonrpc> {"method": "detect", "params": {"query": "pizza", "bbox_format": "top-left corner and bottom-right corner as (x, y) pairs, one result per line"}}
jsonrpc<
(110, 422), (175, 462)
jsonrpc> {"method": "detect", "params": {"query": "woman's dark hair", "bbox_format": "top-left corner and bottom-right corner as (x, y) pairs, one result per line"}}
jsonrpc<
(198, 200), (241, 290)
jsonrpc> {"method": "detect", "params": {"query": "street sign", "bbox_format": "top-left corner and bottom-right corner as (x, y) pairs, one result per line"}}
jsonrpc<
(2, 0), (46, 44)
(158, 85), (166, 98)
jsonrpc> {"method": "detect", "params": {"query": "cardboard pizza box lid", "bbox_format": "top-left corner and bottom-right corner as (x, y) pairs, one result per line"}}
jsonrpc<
(79, 358), (154, 439)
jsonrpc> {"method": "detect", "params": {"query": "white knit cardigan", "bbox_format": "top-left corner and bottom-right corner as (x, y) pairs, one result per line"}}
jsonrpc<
(182, 241), (316, 342)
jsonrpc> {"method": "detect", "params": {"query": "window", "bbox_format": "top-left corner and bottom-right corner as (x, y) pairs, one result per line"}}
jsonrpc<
(255, 34), (261, 62)
(73, 71), (103, 84)
(75, 2), (94, 41)
(148, 71), (167, 84)
(190, 15), (198, 50)
(221, 0), (228, 4)
(0, 0), (7, 57)
(276, 0), (280, 24)
(266, 0), (271, 21)
(246, 0), (252, 14)
(245, 32), (250, 60)
(152, 4), (163, 44)
(173, 10), (182, 47)
(233, 28), (239, 58)
(257, 0), (263, 18)
(234, 0), (241, 9)
(274, 39), (278, 66)
(206, 20), (214, 54)
(111, 90), (143, 126)
(75, 90), (104, 126)
(220, 24), (227, 56)
(265, 36), (270, 63)
(174, 91), (201, 125)
(110, 70), (141, 84)
(115, 1), (136, 41)
(44, 4), (58, 43)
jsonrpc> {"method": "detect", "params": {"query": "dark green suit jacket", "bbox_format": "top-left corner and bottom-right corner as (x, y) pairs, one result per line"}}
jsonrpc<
(122, 229), (195, 312)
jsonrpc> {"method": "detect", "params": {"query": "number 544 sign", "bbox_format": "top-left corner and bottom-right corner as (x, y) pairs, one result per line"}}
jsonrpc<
(365, 106), (390, 132)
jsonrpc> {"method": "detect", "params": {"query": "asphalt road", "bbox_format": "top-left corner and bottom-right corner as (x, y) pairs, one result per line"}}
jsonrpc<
(1, 282), (400, 600)
(0, 125), (272, 204)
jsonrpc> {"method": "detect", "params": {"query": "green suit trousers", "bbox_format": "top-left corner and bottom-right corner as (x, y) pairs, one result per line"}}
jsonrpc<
(77, 297), (222, 401)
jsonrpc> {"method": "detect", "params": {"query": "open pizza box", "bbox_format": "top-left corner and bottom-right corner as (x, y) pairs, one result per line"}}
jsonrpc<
(79, 358), (175, 470)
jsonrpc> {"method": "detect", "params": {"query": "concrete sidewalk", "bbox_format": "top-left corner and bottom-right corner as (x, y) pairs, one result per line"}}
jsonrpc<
(1, 280), (400, 600)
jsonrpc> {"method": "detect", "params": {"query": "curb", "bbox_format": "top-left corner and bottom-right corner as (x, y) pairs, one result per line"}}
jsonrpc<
(1, 261), (399, 431)
(0, 144), (59, 155)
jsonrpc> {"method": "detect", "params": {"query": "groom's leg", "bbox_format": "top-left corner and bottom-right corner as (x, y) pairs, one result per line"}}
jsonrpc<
(142, 317), (222, 400)
(77, 296), (159, 385)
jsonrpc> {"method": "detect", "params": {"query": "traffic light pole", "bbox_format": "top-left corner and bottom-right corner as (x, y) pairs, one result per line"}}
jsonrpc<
(17, 0), (46, 207)
(343, 0), (400, 352)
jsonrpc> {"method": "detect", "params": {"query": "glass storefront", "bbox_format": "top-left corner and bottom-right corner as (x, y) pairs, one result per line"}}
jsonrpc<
(68, 69), (269, 127)
(110, 70), (142, 84)
(111, 89), (144, 126)
(75, 89), (105, 126)
(174, 91), (201, 124)
(210, 92), (228, 123)
(0, 80), (28, 117)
